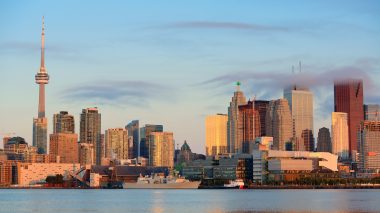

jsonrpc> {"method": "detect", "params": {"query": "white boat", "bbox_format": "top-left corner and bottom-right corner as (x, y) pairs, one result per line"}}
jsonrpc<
(123, 174), (200, 189)
(224, 179), (245, 189)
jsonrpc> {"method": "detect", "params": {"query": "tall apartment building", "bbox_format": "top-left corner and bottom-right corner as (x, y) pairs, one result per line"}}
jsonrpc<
(334, 79), (364, 158)
(266, 99), (293, 151)
(331, 112), (350, 161)
(105, 128), (132, 160)
(205, 114), (228, 156)
(80, 108), (101, 165)
(53, 111), (75, 133)
(148, 132), (174, 167)
(49, 133), (78, 163)
(227, 82), (247, 153)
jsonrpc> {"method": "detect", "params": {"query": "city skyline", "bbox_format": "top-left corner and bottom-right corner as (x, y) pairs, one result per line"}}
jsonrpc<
(1, 1), (380, 154)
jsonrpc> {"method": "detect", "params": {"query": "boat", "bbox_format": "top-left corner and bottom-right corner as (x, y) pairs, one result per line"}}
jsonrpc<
(224, 179), (245, 189)
(123, 173), (200, 189)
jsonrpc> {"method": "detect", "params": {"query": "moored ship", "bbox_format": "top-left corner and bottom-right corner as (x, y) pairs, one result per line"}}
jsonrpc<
(123, 173), (200, 189)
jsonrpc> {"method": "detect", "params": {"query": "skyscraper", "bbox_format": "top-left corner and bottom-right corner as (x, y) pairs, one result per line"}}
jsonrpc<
(148, 132), (174, 167)
(205, 114), (228, 156)
(53, 111), (75, 134)
(238, 100), (261, 153)
(358, 121), (380, 171)
(334, 79), (364, 158)
(265, 99), (293, 151)
(126, 120), (139, 158)
(364, 104), (380, 121)
(140, 124), (163, 158)
(254, 100), (269, 137)
(80, 108), (101, 165)
(317, 127), (332, 153)
(284, 85), (314, 151)
(33, 17), (49, 154)
(49, 133), (78, 163)
(105, 128), (132, 160)
(227, 82), (247, 153)
(331, 112), (349, 161)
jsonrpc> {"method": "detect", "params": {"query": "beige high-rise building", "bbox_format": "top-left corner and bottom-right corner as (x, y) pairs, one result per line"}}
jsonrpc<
(227, 82), (247, 153)
(331, 112), (349, 161)
(205, 114), (228, 156)
(358, 121), (380, 171)
(148, 132), (174, 167)
(266, 99), (293, 151)
(79, 143), (94, 165)
(284, 86), (314, 151)
(49, 133), (79, 163)
(105, 128), (132, 160)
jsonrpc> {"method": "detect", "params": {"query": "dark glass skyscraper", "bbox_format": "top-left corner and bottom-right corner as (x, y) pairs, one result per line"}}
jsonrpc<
(254, 100), (269, 137)
(317, 127), (332, 153)
(126, 120), (139, 158)
(80, 108), (101, 165)
(334, 79), (364, 158)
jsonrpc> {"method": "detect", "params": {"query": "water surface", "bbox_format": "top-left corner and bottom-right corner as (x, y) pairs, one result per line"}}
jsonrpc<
(0, 189), (379, 213)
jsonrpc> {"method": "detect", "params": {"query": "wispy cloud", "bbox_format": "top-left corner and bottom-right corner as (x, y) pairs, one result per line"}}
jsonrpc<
(61, 80), (177, 108)
(162, 21), (291, 32)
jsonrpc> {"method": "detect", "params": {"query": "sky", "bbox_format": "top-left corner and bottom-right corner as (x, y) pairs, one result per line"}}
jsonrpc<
(0, 0), (379, 153)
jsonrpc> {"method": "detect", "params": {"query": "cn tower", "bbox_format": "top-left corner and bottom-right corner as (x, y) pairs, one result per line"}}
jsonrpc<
(33, 16), (49, 154)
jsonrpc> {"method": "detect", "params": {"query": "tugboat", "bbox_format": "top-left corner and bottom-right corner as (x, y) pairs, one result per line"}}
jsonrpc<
(123, 173), (200, 189)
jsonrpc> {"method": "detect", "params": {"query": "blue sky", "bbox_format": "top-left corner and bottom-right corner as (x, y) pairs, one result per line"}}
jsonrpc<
(0, 0), (379, 153)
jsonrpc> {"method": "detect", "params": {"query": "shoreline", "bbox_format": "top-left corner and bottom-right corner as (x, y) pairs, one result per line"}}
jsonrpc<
(2, 185), (380, 190)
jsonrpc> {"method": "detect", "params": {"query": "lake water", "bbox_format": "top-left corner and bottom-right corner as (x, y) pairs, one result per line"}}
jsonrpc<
(0, 189), (380, 213)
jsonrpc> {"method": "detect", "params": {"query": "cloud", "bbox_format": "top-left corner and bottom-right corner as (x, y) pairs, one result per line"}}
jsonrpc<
(162, 21), (291, 32)
(61, 80), (176, 108)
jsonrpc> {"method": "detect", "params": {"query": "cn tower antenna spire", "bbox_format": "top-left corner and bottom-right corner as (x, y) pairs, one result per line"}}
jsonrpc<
(40, 16), (46, 72)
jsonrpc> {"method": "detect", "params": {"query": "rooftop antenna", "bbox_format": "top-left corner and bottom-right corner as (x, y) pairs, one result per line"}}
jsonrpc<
(299, 61), (302, 73)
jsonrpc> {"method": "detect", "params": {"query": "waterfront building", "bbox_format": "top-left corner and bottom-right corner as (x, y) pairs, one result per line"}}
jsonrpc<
(182, 154), (253, 183)
(126, 120), (139, 158)
(253, 150), (338, 183)
(254, 100), (270, 137)
(331, 112), (350, 161)
(53, 111), (75, 134)
(140, 124), (163, 158)
(227, 82), (247, 153)
(317, 127), (332, 153)
(358, 121), (380, 172)
(16, 163), (79, 186)
(284, 85), (314, 151)
(265, 99), (293, 151)
(205, 114), (228, 156)
(80, 107), (101, 165)
(238, 100), (261, 153)
(148, 132), (174, 168)
(49, 133), (78, 163)
(105, 128), (132, 160)
(334, 79), (364, 158)
(33, 17), (49, 154)
(364, 104), (380, 121)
